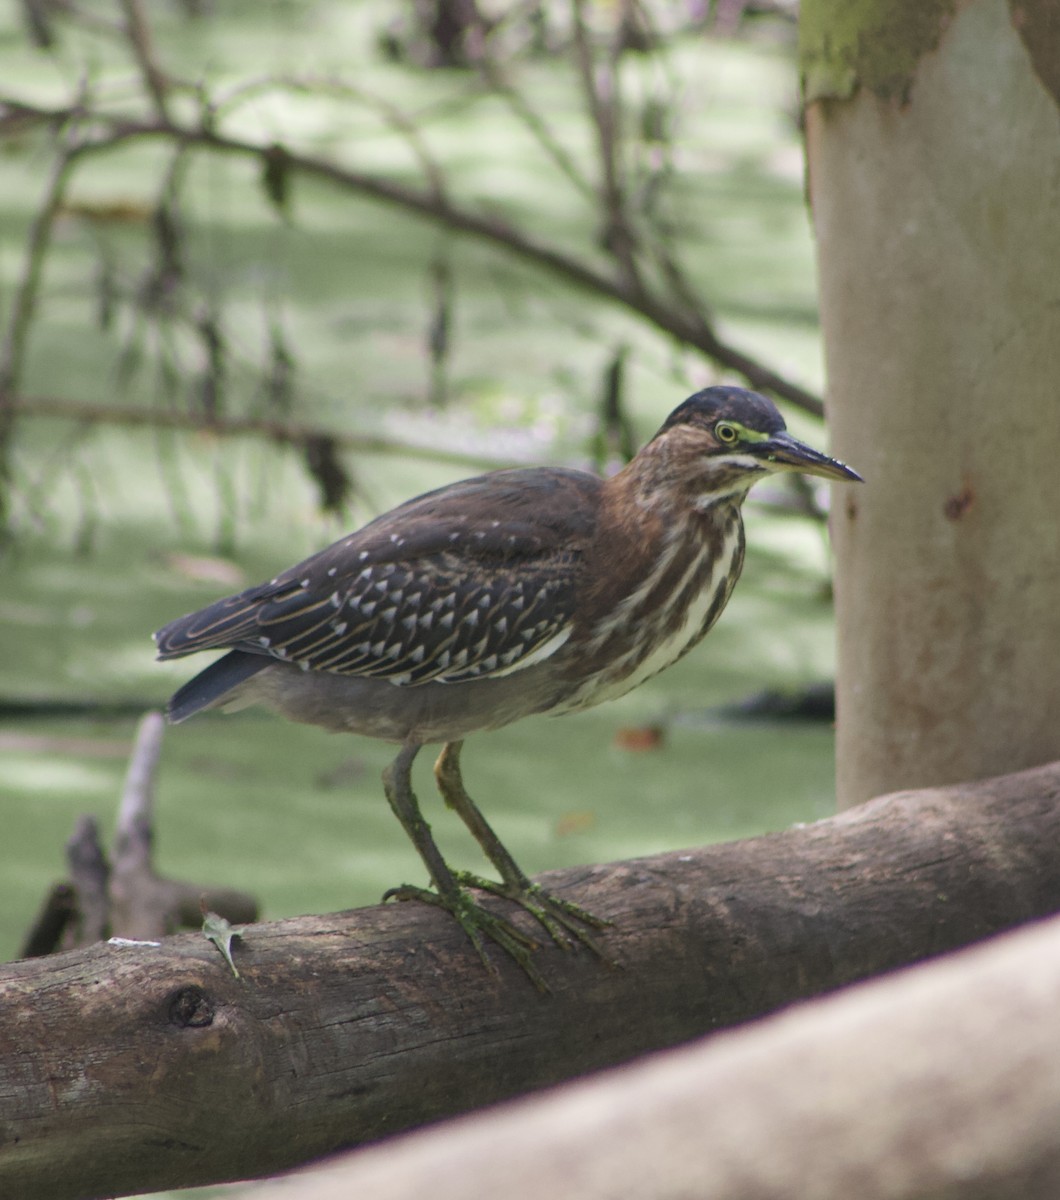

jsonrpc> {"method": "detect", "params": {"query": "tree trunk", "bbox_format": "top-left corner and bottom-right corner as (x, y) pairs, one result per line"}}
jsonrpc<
(2, 760), (1060, 1200)
(241, 911), (1060, 1200)
(802, 0), (1060, 806)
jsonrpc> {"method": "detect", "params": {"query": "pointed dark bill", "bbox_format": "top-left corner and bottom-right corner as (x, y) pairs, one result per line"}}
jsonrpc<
(759, 431), (863, 483)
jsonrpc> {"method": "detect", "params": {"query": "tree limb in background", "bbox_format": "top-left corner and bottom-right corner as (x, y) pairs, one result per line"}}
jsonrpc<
(0, 131), (78, 536)
(117, 0), (171, 123)
(0, 94), (823, 416)
(571, 0), (643, 293)
(5, 393), (512, 473)
(0, 6), (823, 544)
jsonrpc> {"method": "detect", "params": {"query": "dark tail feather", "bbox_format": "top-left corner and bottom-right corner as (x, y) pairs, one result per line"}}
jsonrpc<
(167, 651), (270, 723)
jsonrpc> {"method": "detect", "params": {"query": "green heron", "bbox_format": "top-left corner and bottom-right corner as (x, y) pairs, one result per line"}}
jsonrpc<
(155, 386), (860, 987)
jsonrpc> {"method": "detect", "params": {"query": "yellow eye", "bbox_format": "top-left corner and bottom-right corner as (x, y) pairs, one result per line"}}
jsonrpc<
(715, 422), (740, 445)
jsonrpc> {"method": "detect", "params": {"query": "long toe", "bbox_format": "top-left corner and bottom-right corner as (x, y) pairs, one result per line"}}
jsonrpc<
(453, 872), (613, 960)
(384, 881), (550, 991)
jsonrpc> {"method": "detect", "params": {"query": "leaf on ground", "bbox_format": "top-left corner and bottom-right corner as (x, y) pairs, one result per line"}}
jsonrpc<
(555, 811), (596, 837)
(613, 724), (666, 751)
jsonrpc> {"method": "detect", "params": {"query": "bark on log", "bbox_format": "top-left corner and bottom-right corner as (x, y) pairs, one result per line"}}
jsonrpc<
(2, 760), (1059, 1200)
(243, 911), (1060, 1200)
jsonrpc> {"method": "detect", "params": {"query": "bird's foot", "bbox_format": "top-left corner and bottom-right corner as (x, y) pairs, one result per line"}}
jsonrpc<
(454, 871), (611, 959)
(383, 881), (549, 992)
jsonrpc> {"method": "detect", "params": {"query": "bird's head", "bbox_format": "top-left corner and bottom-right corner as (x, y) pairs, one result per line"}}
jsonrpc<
(650, 386), (861, 501)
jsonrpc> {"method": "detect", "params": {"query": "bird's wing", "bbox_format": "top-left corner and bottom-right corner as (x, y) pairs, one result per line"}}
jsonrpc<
(154, 468), (600, 686)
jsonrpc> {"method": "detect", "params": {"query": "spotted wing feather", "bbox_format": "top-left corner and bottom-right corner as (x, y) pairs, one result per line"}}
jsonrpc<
(154, 468), (600, 687)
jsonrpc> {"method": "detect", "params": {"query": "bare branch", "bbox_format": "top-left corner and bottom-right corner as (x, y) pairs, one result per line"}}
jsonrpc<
(0, 99), (820, 414)
(571, 0), (644, 293)
(113, 712), (166, 873)
(5, 393), (517, 472)
(17, 884), (77, 959)
(0, 141), (76, 395)
(0, 133), (78, 535)
(469, 29), (596, 202)
(213, 74), (451, 203)
(116, 0), (171, 122)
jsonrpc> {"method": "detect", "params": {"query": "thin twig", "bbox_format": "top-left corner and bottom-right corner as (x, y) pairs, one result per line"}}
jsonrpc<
(570, 0), (643, 293)
(6, 393), (518, 472)
(65, 815), (111, 947)
(117, 0), (171, 122)
(469, 40), (595, 203)
(0, 146), (76, 394)
(0, 134), (79, 535)
(211, 74), (450, 204)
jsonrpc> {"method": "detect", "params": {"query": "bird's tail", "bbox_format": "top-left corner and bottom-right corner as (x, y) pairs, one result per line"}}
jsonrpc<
(167, 651), (270, 724)
(154, 585), (275, 659)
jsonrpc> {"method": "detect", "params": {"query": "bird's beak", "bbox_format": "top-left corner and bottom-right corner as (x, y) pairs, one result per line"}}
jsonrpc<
(759, 431), (863, 483)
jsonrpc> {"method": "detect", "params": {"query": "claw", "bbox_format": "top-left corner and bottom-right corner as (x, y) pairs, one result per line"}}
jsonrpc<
(453, 872), (611, 958)
(385, 881), (548, 991)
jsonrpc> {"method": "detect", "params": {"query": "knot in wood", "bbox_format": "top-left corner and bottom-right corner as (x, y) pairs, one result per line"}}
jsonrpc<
(167, 986), (214, 1028)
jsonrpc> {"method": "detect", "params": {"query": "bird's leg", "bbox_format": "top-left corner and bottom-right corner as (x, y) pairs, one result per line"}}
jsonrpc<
(434, 740), (610, 956)
(380, 741), (547, 990)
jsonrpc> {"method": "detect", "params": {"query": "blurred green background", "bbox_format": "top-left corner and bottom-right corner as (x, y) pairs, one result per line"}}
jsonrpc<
(1, 5), (832, 1190)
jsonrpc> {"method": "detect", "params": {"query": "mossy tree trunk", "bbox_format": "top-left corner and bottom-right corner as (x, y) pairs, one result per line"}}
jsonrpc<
(801, 0), (1060, 806)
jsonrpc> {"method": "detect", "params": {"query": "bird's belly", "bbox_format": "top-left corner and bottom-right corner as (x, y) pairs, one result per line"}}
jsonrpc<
(559, 528), (743, 712)
(240, 659), (562, 745)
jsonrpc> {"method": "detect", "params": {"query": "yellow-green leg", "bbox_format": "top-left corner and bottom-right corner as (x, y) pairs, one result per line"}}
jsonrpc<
(380, 741), (548, 991)
(433, 740), (610, 956)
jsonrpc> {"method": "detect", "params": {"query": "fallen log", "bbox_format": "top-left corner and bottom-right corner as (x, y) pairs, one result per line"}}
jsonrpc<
(244, 910), (1060, 1200)
(2, 760), (1059, 1199)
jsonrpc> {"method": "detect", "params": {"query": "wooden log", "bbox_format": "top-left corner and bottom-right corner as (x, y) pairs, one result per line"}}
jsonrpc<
(17, 883), (77, 959)
(244, 910), (1060, 1200)
(64, 815), (109, 946)
(2, 760), (1059, 1200)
